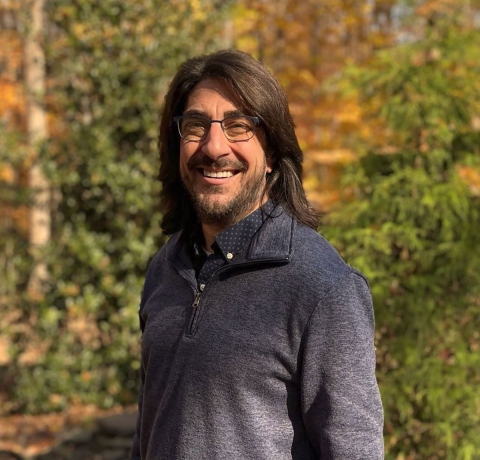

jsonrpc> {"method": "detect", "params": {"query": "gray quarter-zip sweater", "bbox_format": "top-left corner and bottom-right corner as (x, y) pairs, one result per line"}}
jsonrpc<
(132, 206), (384, 459)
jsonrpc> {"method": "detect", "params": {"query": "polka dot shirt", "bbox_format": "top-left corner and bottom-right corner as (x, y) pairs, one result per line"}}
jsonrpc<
(192, 200), (276, 291)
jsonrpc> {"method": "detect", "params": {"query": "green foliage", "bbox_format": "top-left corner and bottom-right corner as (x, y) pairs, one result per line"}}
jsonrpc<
(2, 0), (233, 414)
(0, 124), (30, 301)
(323, 6), (480, 459)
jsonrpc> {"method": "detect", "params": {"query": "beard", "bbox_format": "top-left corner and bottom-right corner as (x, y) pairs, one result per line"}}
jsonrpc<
(181, 156), (267, 228)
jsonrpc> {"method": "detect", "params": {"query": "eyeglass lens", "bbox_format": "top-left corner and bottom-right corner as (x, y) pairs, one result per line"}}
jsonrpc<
(178, 116), (256, 141)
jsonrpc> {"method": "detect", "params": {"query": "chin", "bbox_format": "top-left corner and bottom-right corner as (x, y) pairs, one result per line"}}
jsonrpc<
(200, 196), (234, 214)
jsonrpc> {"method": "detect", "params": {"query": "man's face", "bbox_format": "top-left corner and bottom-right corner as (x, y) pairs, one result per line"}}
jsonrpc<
(179, 78), (272, 227)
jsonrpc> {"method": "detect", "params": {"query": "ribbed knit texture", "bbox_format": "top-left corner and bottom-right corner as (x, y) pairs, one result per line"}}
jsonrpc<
(132, 207), (384, 459)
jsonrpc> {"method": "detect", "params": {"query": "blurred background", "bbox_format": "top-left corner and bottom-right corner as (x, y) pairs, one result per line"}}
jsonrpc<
(1, 0), (480, 458)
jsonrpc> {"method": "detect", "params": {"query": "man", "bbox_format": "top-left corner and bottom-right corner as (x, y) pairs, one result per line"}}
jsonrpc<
(132, 49), (384, 459)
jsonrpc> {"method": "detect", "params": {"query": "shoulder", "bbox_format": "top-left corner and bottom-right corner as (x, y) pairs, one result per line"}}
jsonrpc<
(291, 221), (368, 290)
(141, 231), (184, 299)
(146, 230), (184, 270)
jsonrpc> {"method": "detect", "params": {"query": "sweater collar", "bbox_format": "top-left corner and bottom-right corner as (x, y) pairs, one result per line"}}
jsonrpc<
(166, 203), (294, 267)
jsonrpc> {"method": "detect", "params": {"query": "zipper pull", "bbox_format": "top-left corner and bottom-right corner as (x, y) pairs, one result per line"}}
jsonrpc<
(192, 292), (201, 308)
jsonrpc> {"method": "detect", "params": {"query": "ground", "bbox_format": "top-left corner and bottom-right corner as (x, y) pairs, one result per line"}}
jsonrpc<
(0, 405), (137, 459)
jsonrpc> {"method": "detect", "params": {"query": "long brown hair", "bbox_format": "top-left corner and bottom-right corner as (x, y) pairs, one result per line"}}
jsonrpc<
(158, 49), (319, 235)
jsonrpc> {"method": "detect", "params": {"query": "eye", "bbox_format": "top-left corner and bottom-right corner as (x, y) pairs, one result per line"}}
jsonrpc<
(182, 118), (208, 137)
(223, 117), (253, 136)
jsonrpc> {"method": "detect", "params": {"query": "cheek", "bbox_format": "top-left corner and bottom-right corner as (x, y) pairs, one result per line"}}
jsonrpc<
(178, 154), (189, 180)
(179, 145), (193, 171)
(247, 143), (269, 171)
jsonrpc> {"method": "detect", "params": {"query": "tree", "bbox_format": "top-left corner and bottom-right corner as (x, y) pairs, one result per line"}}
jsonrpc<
(323, 1), (480, 457)
(233, 0), (398, 210)
(1, 0), (233, 414)
(24, 0), (51, 298)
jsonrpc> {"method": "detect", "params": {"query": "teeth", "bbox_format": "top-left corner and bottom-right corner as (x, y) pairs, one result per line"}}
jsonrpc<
(203, 170), (234, 178)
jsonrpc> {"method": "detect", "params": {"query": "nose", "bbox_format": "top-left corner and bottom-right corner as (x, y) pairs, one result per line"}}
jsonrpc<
(201, 121), (230, 159)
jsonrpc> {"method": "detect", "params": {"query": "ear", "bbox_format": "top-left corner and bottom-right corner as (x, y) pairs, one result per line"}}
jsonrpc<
(266, 153), (274, 174)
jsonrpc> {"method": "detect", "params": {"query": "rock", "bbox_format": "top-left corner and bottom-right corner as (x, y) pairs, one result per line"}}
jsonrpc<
(95, 412), (137, 438)
(94, 435), (134, 449)
(59, 428), (95, 444)
(0, 452), (23, 460)
(97, 449), (125, 460)
(24, 410), (137, 460)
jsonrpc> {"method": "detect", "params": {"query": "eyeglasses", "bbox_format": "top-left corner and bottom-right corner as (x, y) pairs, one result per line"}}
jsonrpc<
(173, 115), (260, 142)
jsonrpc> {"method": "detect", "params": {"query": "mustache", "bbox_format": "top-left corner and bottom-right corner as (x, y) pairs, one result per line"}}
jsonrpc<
(187, 155), (247, 172)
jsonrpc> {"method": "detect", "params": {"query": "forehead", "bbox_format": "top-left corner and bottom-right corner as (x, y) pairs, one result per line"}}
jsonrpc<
(184, 78), (242, 113)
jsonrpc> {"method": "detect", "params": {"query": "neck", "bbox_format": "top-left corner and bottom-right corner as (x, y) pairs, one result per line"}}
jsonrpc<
(201, 223), (224, 252)
(199, 196), (270, 251)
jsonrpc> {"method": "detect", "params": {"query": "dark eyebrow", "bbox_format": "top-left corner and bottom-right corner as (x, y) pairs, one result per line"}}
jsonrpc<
(224, 110), (244, 118)
(181, 109), (246, 119)
(182, 109), (209, 118)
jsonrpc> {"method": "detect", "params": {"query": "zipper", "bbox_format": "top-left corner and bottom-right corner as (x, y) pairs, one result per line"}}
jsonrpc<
(186, 288), (203, 336)
(192, 291), (201, 308)
(184, 256), (289, 338)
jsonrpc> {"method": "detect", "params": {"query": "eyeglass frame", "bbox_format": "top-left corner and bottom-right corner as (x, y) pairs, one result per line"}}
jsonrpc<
(173, 115), (261, 142)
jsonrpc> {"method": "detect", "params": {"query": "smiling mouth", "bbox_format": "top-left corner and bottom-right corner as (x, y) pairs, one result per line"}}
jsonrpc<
(200, 169), (239, 178)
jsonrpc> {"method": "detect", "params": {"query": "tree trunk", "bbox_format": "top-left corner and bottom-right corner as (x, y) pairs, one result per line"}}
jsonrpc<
(25, 0), (50, 298)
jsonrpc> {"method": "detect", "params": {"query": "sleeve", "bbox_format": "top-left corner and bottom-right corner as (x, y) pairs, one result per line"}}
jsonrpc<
(130, 380), (144, 459)
(301, 271), (384, 459)
(131, 253), (159, 460)
(130, 311), (145, 460)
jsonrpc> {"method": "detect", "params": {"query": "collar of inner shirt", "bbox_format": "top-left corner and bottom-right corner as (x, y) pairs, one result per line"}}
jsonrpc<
(191, 200), (276, 264)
